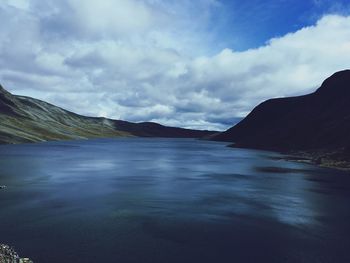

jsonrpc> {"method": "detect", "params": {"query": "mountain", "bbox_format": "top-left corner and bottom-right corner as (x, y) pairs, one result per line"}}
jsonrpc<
(213, 70), (350, 168)
(0, 85), (215, 144)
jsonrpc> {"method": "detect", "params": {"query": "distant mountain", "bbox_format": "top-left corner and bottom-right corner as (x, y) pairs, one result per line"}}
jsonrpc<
(0, 85), (215, 144)
(213, 70), (350, 168)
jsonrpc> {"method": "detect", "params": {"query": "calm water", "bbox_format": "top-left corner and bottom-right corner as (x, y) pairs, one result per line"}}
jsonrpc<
(0, 138), (350, 263)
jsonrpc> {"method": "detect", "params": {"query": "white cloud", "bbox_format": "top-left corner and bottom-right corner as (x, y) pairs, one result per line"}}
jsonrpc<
(0, 0), (350, 131)
(68, 0), (155, 36)
(1, 0), (30, 10)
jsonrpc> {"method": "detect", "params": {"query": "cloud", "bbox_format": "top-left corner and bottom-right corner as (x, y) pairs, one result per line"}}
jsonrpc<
(0, 0), (350, 131)
(72, 0), (153, 31)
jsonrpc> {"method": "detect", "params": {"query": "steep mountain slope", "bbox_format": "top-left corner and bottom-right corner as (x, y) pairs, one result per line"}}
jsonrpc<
(0, 85), (215, 144)
(213, 70), (350, 166)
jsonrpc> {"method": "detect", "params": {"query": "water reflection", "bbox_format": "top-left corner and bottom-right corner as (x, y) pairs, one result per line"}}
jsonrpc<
(0, 138), (349, 263)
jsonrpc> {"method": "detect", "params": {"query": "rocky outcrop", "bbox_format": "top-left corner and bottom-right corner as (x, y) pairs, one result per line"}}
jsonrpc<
(0, 244), (33, 263)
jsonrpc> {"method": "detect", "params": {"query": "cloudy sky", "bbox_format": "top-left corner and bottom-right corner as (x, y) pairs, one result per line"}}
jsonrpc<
(1, 0), (350, 130)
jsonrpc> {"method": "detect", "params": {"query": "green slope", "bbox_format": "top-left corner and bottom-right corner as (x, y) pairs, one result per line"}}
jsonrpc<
(0, 85), (215, 144)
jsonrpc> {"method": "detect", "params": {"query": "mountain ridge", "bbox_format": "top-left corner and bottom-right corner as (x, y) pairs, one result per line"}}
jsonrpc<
(213, 70), (350, 169)
(0, 85), (216, 144)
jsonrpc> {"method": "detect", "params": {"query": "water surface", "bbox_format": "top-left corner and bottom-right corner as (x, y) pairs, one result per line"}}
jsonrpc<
(0, 138), (349, 262)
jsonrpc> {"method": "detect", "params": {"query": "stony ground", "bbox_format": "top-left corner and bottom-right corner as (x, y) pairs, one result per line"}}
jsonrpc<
(0, 244), (33, 263)
(284, 150), (350, 171)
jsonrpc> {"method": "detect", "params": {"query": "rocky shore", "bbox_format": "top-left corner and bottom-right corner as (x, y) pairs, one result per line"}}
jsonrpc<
(228, 143), (350, 171)
(0, 244), (33, 263)
(285, 150), (350, 171)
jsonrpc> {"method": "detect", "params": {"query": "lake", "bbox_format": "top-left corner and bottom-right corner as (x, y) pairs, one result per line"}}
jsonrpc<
(0, 138), (349, 263)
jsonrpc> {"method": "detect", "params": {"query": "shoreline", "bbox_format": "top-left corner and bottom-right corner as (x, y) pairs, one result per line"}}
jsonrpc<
(0, 244), (33, 263)
(284, 150), (350, 171)
(227, 144), (350, 172)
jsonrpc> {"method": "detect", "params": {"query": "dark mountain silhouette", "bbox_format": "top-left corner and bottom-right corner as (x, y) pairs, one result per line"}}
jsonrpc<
(0, 85), (215, 144)
(213, 70), (350, 167)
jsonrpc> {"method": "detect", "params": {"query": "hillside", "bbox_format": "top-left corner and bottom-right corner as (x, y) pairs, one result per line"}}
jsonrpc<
(213, 70), (350, 168)
(0, 85), (215, 144)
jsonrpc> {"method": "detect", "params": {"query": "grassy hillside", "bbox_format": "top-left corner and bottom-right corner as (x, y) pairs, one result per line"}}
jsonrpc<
(0, 85), (215, 144)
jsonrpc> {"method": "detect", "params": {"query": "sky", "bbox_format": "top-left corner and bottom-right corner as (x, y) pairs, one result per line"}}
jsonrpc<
(1, 0), (350, 130)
